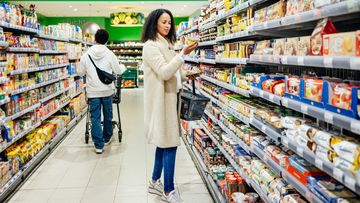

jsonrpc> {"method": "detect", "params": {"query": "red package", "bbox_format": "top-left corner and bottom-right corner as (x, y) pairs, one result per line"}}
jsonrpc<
(287, 76), (301, 96)
(330, 82), (354, 110)
(310, 18), (337, 56)
(304, 78), (323, 102)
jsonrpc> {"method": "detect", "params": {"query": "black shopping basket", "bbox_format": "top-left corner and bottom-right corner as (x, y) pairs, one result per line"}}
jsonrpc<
(180, 79), (210, 121)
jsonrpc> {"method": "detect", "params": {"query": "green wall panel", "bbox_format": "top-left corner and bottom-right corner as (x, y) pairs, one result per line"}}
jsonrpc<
(41, 16), (188, 41)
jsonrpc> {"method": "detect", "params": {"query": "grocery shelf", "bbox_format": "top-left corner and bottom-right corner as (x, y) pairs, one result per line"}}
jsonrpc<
(181, 134), (227, 203)
(41, 101), (70, 122)
(9, 63), (70, 75)
(282, 137), (360, 195)
(250, 87), (282, 106)
(186, 25), (199, 34)
(282, 170), (323, 203)
(199, 21), (217, 31)
(0, 20), (38, 34)
(10, 74), (69, 96)
(0, 41), (9, 48)
(0, 122), (41, 153)
(251, 144), (283, 177)
(216, 30), (253, 42)
(36, 34), (69, 42)
(249, 180), (271, 203)
(198, 40), (217, 47)
(200, 75), (250, 97)
(216, 1), (249, 23)
(40, 87), (71, 103)
(71, 89), (85, 99)
(82, 41), (94, 46)
(199, 89), (250, 125)
(249, 117), (282, 144)
(282, 97), (360, 135)
(252, 19), (282, 32)
(249, 55), (281, 64)
(215, 57), (248, 65)
(250, 55), (360, 70)
(39, 50), (68, 54)
(69, 38), (82, 43)
(0, 77), (9, 85)
(248, 0), (268, 6)
(184, 56), (199, 63)
(0, 172), (23, 202)
(5, 103), (41, 123)
(7, 47), (39, 53)
(183, 83), (200, 94)
(69, 56), (81, 61)
(0, 97), (10, 106)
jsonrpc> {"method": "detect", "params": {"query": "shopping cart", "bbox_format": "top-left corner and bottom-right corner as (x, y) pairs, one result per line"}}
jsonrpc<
(84, 75), (123, 144)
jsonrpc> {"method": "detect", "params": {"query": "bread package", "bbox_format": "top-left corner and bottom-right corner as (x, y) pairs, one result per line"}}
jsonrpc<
(273, 38), (285, 55)
(315, 145), (337, 163)
(297, 36), (311, 56)
(284, 37), (299, 56)
(298, 124), (318, 141)
(323, 31), (357, 56)
(332, 141), (360, 165)
(310, 18), (337, 56)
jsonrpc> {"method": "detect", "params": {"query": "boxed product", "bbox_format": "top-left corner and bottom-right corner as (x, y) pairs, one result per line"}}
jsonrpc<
(284, 37), (299, 56)
(310, 18), (337, 56)
(273, 38), (286, 55)
(323, 31), (360, 56)
(307, 176), (357, 203)
(286, 76), (301, 99)
(266, 0), (287, 21)
(282, 194), (307, 203)
(297, 36), (311, 56)
(314, 0), (344, 8)
(303, 78), (325, 106)
(287, 155), (326, 185)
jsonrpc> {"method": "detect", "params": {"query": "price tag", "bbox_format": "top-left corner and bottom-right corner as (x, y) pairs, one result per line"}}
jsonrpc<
(261, 125), (267, 132)
(263, 21), (268, 28)
(323, 57), (333, 68)
(295, 14), (301, 22)
(269, 94), (275, 102)
(334, 168), (344, 181)
(350, 57), (360, 70)
(315, 158), (323, 170)
(305, 190), (313, 202)
(324, 111), (334, 124)
(301, 105), (308, 114)
(313, 9), (322, 18)
(297, 56), (305, 65)
(282, 56), (288, 64)
(350, 120), (360, 134)
(282, 138), (289, 147)
(347, 0), (359, 13)
(344, 175), (356, 191)
(259, 90), (264, 97)
(297, 147), (304, 157)
(282, 98), (289, 107)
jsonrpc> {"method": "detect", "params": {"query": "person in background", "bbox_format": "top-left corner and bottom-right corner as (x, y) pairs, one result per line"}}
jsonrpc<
(141, 8), (199, 203)
(78, 29), (126, 154)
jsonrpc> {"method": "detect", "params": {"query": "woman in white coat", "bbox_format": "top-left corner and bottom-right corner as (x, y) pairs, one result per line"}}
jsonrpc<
(141, 9), (198, 203)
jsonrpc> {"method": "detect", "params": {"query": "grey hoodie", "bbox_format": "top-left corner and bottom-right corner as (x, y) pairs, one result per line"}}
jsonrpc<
(78, 44), (126, 98)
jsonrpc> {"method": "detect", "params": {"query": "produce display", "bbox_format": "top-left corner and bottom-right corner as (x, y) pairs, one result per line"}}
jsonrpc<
(110, 12), (145, 26)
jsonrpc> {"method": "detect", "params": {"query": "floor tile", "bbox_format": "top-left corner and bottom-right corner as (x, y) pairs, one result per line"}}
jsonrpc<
(114, 195), (147, 203)
(81, 186), (117, 203)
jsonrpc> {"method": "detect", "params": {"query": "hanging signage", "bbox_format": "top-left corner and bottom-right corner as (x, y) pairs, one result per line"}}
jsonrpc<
(110, 12), (145, 26)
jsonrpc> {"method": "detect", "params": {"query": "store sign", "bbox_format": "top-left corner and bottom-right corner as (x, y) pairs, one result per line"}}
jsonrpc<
(110, 12), (145, 26)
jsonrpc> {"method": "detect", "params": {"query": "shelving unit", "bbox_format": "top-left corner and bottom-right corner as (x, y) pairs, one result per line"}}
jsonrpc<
(0, 18), (88, 202)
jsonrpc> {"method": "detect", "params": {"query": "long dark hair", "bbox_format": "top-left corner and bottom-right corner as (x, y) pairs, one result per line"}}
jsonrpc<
(141, 9), (176, 44)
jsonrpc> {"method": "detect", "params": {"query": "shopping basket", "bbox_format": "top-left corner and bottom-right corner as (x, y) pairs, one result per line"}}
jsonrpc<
(84, 75), (123, 144)
(180, 79), (210, 121)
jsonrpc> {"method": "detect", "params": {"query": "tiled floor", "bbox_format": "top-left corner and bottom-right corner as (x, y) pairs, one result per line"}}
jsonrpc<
(8, 89), (214, 203)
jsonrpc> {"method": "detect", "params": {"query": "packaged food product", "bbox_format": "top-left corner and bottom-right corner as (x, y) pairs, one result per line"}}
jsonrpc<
(298, 124), (318, 141)
(297, 36), (311, 56)
(266, 0), (287, 21)
(307, 176), (357, 203)
(284, 37), (299, 56)
(323, 31), (358, 56)
(281, 117), (307, 130)
(286, 76), (301, 96)
(315, 145), (337, 163)
(273, 38), (286, 56)
(333, 157), (359, 172)
(332, 140), (360, 165)
(329, 82), (354, 110)
(273, 82), (285, 96)
(310, 18), (337, 56)
(282, 194), (307, 203)
(304, 78), (324, 103)
(254, 7), (267, 24)
(314, 0), (343, 8)
(296, 133), (317, 152)
(287, 155), (326, 185)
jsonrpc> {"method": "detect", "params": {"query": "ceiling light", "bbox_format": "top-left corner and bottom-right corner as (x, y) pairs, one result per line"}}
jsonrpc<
(73, 8), (78, 11)
(184, 5), (187, 7)
(141, 1), (145, 4)
(69, 5), (73, 8)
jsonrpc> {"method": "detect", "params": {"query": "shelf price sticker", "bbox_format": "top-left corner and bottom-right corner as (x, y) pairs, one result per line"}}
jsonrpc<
(269, 94), (275, 102)
(344, 175), (356, 191)
(297, 56), (305, 65)
(259, 90), (264, 97)
(333, 168), (344, 181)
(323, 57), (333, 68)
(282, 98), (289, 107)
(347, 0), (359, 13)
(324, 111), (334, 124)
(296, 147), (304, 157)
(282, 56), (288, 64)
(350, 120), (360, 134)
(301, 105), (308, 114)
(315, 158), (323, 170)
(282, 138), (289, 147)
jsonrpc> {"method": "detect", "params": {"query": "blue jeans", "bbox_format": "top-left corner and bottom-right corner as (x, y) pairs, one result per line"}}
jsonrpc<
(152, 147), (177, 193)
(89, 96), (113, 149)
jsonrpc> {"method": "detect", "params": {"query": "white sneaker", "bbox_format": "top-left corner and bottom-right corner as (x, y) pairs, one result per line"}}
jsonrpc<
(161, 190), (184, 203)
(105, 140), (111, 146)
(148, 179), (164, 196)
(95, 148), (103, 154)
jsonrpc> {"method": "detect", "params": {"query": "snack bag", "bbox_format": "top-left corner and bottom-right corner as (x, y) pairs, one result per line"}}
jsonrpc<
(304, 78), (323, 102)
(310, 18), (337, 55)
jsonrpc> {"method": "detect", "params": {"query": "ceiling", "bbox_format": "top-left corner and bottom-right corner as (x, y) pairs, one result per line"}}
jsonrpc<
(13, 1), (208, 17)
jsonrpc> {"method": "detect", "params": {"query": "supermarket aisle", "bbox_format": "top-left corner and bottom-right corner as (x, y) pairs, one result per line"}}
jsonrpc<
(8, 88), (213, 203)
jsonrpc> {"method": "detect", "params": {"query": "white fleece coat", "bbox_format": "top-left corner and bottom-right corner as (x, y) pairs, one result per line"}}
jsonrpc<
(142, 34), (185, 148)
(78, 44), (126, 98)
